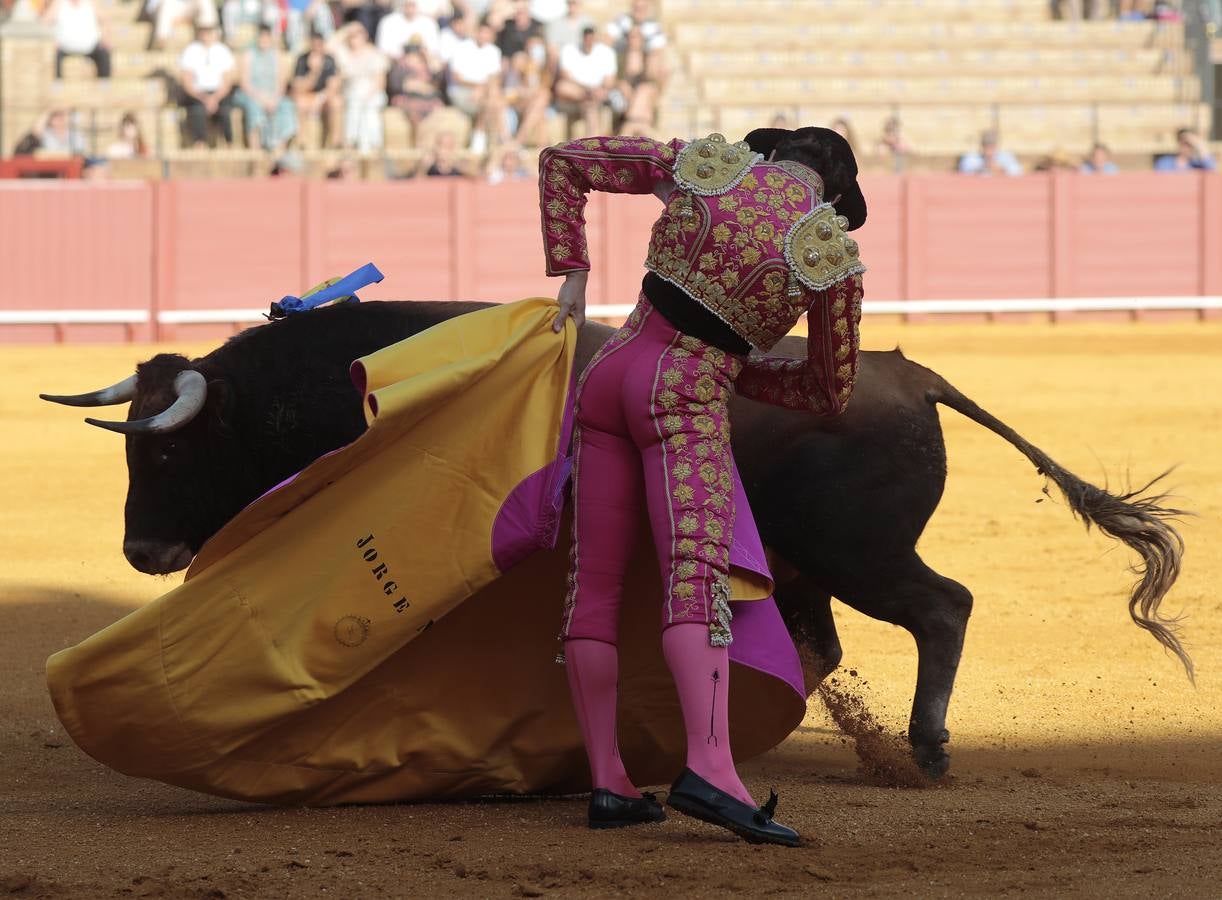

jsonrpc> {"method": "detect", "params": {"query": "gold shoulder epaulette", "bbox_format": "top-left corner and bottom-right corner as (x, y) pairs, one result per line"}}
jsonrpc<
(784, 204), (866, 292)
(673, 133), (763, 197)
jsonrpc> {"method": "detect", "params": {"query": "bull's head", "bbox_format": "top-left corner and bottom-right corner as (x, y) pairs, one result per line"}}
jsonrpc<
(42, 357), (236, 575)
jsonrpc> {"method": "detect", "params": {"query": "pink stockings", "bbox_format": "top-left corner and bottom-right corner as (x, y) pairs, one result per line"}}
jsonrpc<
(564, 639), (636, 797)
(663, 623), (754, 805)
(560, 296), (755, 806)
(565, 629), (754, 805)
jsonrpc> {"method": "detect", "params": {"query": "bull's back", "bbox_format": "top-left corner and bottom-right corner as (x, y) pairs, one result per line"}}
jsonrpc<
(204, 301), (951, 560)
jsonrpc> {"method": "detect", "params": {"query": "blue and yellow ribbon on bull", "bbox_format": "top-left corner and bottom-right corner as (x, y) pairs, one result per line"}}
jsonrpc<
(268, 262), (384, 319)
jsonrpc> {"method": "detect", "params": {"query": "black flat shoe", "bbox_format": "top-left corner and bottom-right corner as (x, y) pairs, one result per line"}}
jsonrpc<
(666, 768), (800, 847)
(588, 789), (667, 829)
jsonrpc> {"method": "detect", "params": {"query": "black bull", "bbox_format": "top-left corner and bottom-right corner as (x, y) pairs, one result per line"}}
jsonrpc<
(43, 300), (1189, 777)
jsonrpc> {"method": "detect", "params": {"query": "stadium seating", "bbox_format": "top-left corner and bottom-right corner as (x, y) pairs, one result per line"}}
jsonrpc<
(5, 0), (1213, 173)
(661, 5), (1210, 166)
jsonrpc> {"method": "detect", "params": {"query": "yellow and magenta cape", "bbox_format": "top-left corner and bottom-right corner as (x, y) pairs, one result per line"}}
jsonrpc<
(47, 298), (806, 805)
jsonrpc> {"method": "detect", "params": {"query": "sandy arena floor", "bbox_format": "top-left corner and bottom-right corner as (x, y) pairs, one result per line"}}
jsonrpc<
(1, 320), (1220, 898)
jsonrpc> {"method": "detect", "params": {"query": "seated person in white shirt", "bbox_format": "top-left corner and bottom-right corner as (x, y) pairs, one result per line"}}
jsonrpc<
(436, 12), (471, 67)
(42, 0), (111, 80)
(553, 25), (616, 136)
(446, 19), (506, 149)
(179, 24), (238, 148)
(146, 0), (220, 51)
(376, 0), (441, 66)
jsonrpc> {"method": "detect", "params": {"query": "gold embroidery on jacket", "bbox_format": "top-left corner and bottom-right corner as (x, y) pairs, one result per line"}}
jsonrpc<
(672, 133), (762, 197)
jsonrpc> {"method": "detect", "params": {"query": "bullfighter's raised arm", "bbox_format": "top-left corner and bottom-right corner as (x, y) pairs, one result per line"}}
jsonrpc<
(538, 135), (685, 276)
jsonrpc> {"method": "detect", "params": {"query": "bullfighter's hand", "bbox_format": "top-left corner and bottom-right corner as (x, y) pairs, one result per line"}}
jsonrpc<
(554, 271), (588, 333)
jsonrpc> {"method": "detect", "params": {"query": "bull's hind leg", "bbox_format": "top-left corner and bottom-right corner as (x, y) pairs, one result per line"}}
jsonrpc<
(832, 553), (973, 778)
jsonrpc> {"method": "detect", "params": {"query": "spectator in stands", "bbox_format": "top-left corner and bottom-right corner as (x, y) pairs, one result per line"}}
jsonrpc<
(830, 116), (859, 158)
(292, 29), (343, 148)
(179, 24), (238, 148)
(447, 20), (507, 152)
(605, 0), (665, 54)
(545, 0), (592, 60)
(875, 115), (913, 173)
(497, 0), (543, 58)
(421, 0), (455, 14)
(105, 112), (149, 158)
(31, 109), (87, 155)
(1080, 142), (1118, 174)
(343, 0), (391, 43)
(554, 25), (616, 137)
(611, 24), (661, 136)
(502, 33), (551, 146)
(42, 0), (111, 80)
(236, 24), (298, 152)
(12, 130), (40, 157)
(1056, 0), (1105, 19)
(436, 11), (472, 66)
(221, 0), (278, 44)
(1150, 0), (1183, 21)
(1116, 0), (1144, 18)
(1154, 127), (1216, 171)
(529, 0), (564, 21)
(475, 0), (516, 30)
(376, 0), (440, 63)
(1033, 149), (1077, 172)
(416, 129), (471, 175)
(149, 0), (220, 51)
(284, 0), (335, 54)
(329, 21), (391, 151)
(388, 42), (443, 134)
(486, 143), (530, 183)
(957, 129), (1022, 176)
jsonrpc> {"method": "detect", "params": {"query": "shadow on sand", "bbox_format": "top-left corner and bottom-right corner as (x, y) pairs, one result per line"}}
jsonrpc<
(3, 585), (1220, 825)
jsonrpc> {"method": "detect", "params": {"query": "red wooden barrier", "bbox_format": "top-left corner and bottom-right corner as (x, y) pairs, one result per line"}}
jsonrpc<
(0, 181), (153, 342)
(0, 172), (1217, 342)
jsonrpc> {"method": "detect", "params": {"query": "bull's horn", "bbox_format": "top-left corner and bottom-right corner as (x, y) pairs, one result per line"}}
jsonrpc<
(85, 371), (207, 435)
(40, 374), (138, 407)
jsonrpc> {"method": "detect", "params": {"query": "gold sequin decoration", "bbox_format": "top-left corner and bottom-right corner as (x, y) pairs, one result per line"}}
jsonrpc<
(673, 133), (762, 197)
(785, 205), (866, 292)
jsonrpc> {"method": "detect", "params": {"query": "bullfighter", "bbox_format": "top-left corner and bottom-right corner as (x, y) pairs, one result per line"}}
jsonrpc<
(541, 125), (868, 845)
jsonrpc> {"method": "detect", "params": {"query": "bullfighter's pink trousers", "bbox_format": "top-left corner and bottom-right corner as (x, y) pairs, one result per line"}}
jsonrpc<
(560, 295), (756, 806)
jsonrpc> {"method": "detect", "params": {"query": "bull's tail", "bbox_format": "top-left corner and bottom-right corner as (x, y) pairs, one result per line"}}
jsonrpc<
(925, 377), (1192, 682)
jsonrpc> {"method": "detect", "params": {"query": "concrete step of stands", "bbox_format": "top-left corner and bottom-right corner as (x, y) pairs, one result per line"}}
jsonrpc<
(105, 20), (202, 53)
(45, 77), (170, 109)
(125, 148), (501, 180)
(683, 48), (1187, 78)
(669, 21), (1184, 52)
(698, 75), (1200, 106)
(59, 51), (178, 81)
(94, 0), (147, 25)
(661, 0), (1050, 23)
(660, 101), (1208, 157)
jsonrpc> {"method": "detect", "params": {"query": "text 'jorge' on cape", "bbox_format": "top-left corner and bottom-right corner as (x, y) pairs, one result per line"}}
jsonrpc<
(46, 298), (807, 806)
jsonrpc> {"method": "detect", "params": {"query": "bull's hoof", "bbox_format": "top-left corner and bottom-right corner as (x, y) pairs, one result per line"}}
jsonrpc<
(912, 728), (951, 780)
(915, 749), (951, 780)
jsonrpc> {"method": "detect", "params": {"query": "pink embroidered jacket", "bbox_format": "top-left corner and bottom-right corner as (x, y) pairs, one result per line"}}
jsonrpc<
(538, 133), (866, 415)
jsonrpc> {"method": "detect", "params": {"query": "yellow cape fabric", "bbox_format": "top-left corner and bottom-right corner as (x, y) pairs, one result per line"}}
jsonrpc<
(46, 298), (805, 805)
